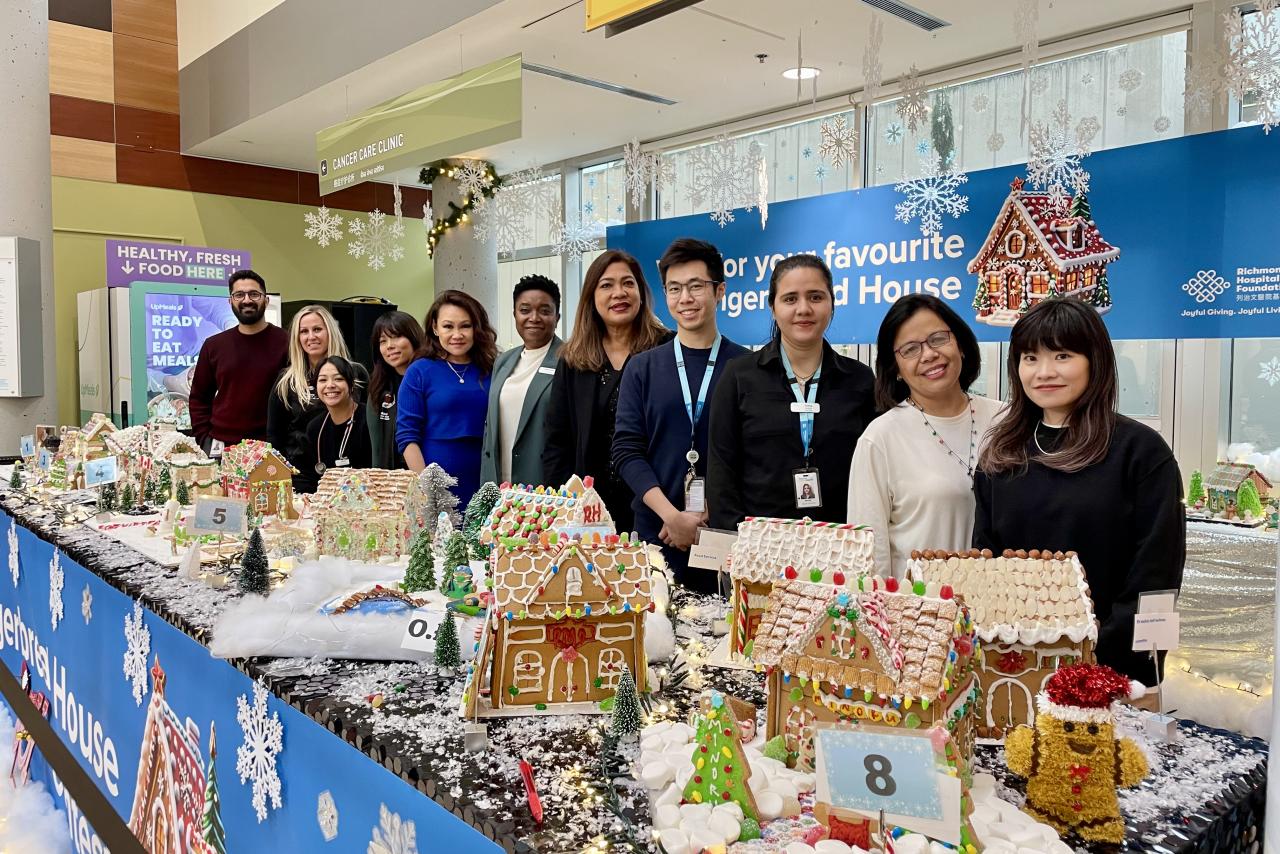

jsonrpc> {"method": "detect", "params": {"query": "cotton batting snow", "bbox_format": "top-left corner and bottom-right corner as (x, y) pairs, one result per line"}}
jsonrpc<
(0, 703), (74, 854)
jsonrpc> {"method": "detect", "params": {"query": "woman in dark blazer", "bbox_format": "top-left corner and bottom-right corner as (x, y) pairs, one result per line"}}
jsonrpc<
(543, 250), (670, 532)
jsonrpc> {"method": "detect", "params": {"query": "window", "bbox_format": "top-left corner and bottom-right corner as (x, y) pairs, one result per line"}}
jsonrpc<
(255, 492), (268, 512)
(1230, 339), (1280, 456)
(581, 160), (626, 230)
(565, 564), (583, 598)
(514, 651), (545, 693)
(1234, 8), (1280, 129)
(1005, 230), (1026, 257)
(598, 648), (625, 689)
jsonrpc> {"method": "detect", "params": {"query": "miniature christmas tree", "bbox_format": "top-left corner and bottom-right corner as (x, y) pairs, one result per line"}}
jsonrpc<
(463, 482), (501, 536)
(434, 510), (454, 547)
(1187, 470), (1205, 505)
(1046, 275), (1061, 299)
(971, 283), (991, 314)
(1069, 192), (1092, 222)
(444, 532), (469, 574)
(8, 464), (21, 489)
(681, 690), (759, 819)
(202, 723), (227, 854)
(435, 612), (461, 673)
(237, 528), (270, 595)
(1238, 478), (1264, 519)
(761, 735), (790, 764)
(402, 529), (437, 593)
(610, 665), (642, 738)
(1093, 270), (1113, 308)
(121, 481), (136, 511)
(157, 467), (172, 502)
(98, 482), (117, 513)
(142, 474), (156, 506)
(420, 463), (461, 526)
(175, 478), (191, 505)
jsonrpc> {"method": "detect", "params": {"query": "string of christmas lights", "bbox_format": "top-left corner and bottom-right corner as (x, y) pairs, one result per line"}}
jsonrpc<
(418, 160), (501, 257)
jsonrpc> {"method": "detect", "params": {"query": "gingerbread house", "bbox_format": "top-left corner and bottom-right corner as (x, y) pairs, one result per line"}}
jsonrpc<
(1202, 462), (1273, 516)
(462, 534), (653, 717)
(480, 475), (614, 544)
(220, 440), (297, 519)
(726, 518), (875, 662)
(51, 413), (118, 488)
(311, 468), (428, 561)
(105, 424), (216, 495)
(752, 576), (979, 772)
(968, 178), (1119, 327)
(908, 548), (1097, 738)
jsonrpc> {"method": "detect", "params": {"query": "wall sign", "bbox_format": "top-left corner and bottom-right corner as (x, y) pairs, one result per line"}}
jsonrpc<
(106, 239), (251, 288)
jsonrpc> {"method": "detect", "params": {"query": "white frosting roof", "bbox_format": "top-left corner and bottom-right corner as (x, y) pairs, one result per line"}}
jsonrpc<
(728, 517), (875, 584)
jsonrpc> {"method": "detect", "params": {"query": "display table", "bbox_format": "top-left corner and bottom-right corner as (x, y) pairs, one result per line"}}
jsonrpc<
(0, 488), (1268, 854)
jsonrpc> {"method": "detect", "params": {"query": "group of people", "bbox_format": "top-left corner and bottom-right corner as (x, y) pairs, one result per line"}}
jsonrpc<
(189, 238), (1184, 681)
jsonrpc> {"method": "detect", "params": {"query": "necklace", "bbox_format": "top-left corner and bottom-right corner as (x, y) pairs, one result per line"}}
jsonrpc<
(1033, 420), (1065, 456)
(909, 395), (977, 478)
(445, 360), (468, 384)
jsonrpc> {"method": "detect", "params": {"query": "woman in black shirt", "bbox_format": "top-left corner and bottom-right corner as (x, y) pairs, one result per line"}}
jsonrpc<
(707, 255), (875, 528)
(300, 356), (372, 489)
(973, 298), (1184, 682)
(366, 311), (424, 469)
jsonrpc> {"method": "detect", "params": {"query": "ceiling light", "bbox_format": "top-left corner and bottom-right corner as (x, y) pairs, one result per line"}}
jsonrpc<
(782, 66), (821, 81)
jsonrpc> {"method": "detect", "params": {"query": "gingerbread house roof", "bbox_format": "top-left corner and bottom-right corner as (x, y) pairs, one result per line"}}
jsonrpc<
(752, 578), (967, 701)
(1204, 461), (1272, 492)
(484, 476), (613, 541)
(82, 412), (118, 441)
(728, 517), (875, 584)
(221, 440), (295, 479)
(311, 468), (420, 513)
(968, 188), (1119, 275)
(491, 539), (652, 619)
(907, 550), (1097, 646)
(128, 659), (207, 847)
(151, 431), (210, 465)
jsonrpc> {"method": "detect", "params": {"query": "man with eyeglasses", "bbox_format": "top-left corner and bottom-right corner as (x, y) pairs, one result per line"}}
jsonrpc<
(188, 270), (289, 455)
(613, 238), (748, 592)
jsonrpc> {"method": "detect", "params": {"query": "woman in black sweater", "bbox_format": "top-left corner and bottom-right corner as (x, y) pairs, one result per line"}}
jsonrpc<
(366, 311), (424, 469)
(300, 356), (372, 486)
(973, 299), (1184, 683)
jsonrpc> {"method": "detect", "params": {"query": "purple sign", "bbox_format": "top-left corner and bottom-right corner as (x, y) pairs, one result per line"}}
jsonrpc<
(106, 239), (251, 287)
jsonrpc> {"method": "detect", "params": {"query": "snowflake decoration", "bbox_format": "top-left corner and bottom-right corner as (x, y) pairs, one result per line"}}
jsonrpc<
(48, 551), (64, 630)
(884, 122), (904, 144)
(623, 138), (653, 210)
(303, 206), (345, 248)
(814, 164), (829, 181)
(587, 175), (597, 189)
(549, 213), (602, 262)
(686, 134), (755, 227)
(317, 790), (339, 841)
(894, 158), (969, 237)
(1224, 0), (1280, 132)
(1182, 270), (1232, 303)
(346, 209), (405, 271)
(1153, 115), (1172, 134)
(454, 162), (493, 199)
(801, 146), (813, 160)
(1116, 105), (1128, 117)
(1027, 100), (1090, 213)
(1118, 68), (1144, 93)
(1075, 115), (1101, 150)
(1014, 0), (1039, 64)
(1184, 46), (1226, 121)
(653, 155), (676, 196)
(861, 13), (884, 111)
(987, 131), (1006, 153)
(896, 65), (929, 134)
(236, 678), (284, 823)
(971, 93), (990, 113)
(1081, 71), (1095, 86)
(1259, 357), (1280, 387)
(368, 804), (417, 854)
(583, 200), (596, 217)
(915, 139), (931, 157)
(123, 599), (151, 706)
(1030, 72), (1051, 95)
(81, 585), (92, 625)
(475, 165), (545, 252)
(818, 115), (858, 171)
(662, 198), (673, 213)
(392, 180), (403, 219)
(7, 518), (17, 587)
(750, 140), (768, 230)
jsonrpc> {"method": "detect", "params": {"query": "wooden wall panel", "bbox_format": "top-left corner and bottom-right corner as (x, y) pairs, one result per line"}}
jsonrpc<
(49, 94), (115, 143)
(52, 135), (117, 182)
(113, 0), (177, 45)
(113, 33), (178, 113)
(115, 105), (180, 151)
(49, 21), (114, 103)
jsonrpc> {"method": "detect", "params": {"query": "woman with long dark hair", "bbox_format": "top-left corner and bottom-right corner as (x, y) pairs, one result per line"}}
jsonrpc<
(367, 311), (424, 469)
(706, 255), (875, 528)
(974, 298), (1184, 682)
(849, 294), (1003, 578)
(543, 250), (669, 530)
(396, 290), (497, 507)
(299, 356), (373, 487)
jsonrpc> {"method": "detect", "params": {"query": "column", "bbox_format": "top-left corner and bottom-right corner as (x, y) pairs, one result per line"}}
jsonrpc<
(431, 160), (498, 316)
(0, 1), (58, 451)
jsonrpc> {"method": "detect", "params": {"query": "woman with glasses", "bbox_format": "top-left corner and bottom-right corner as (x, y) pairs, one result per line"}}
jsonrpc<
(543, 250), (670, 532)
(367, 311), (425, 470)
(849, 294), (1003, 579)
(707, 255), (875, 529)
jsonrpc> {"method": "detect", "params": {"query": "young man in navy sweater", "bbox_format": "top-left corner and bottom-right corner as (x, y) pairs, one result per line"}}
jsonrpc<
(612, 239), (748, 592)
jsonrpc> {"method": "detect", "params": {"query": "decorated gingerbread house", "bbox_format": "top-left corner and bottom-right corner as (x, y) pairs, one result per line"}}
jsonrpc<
(106, 423), (216, 495)
(311, 468), (428, 561)
(1202, 461), (1273, 516)
(220, 440), (297, 519)
(480, 475), (614, 544)
(752, 576), (979, 772)
(462, 534), (653, 717)
(51, 413), (118, 488)
(968, 178), (1119, 327)
(908, 548), (1097, 738)
(726, 518), (875, 662)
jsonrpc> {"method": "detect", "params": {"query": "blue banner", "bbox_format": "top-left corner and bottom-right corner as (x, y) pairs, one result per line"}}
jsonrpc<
(0, 512), (499, 854)
(609, 125), (1280, 343)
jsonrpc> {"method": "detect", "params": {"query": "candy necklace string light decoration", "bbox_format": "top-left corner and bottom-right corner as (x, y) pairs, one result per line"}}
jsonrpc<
(418, 160), (501, 257)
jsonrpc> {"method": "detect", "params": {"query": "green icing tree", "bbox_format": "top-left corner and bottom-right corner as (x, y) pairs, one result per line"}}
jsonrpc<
(142, 474), (157, 506)
(1187, 470), (1205, 505)
(1069, 192), (1092, 221)
(1238, 478), (1264, 518)
(364, 532), (379, 557)
(49, 458), (68, 490)
(762, 735), (790, 764)
(681, 692), (757, 819)
(8, 464), (21, 489)
(157, 467), (172, 502)
(175, 478), (191, 505)
(201, 723), (227, 854)
(402, 529), (436, 592)
(434, 612), (461, 671)
(610, 665), (642, 738)
(463, 481), (501, 536)
(237, 528), (270, 595)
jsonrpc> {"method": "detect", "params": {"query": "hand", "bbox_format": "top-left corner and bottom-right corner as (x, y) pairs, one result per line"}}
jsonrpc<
(660, 510), (704, 551)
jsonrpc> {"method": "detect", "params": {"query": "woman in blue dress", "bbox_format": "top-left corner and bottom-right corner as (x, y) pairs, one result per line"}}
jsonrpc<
(396, 289), (496, 507)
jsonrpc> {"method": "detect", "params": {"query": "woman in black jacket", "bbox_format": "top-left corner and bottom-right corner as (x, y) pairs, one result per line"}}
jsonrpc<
(366, 311), (424, 469)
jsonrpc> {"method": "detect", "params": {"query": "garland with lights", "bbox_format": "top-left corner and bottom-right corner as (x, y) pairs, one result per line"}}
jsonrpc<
(418, 160), (501, 257)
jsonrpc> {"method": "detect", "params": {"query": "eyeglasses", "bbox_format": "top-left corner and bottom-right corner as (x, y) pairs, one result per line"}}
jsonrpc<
(664, 279), (718, 298)
(231, 291), (266, 303)
(895, 330), (953, 360)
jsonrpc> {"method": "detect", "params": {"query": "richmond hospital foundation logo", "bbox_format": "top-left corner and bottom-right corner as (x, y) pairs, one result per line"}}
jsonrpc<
(1181, 269), (1232, 303)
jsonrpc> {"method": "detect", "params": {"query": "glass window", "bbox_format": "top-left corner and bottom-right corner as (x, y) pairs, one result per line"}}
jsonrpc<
(581, 160), (626, 229)
(1235, 9), (1280, 129)
(1230, 338), (1280, 454)
(1114, 340), (1162, 418)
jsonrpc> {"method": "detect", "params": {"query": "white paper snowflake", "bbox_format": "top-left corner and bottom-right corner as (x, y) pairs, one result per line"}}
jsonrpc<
(1118, 68), (1145, 93)
(749, 140), (769, 230)
(549, 213), (602, 262)
(474, 167), (544, 252)
(1153, 115), (1172, 134)
(7, 518), (17, 587)
(81, 585), (92, 624)
(971, 93), (990, 113)
(303, 206), (345, 248)
(894, 158), (969, 237)
(1184, 46), (1226, 121)
(896, 65), (929, 135)
(653, 154), (676, 197)
(123, 599), (151, 706)
(987, 131), (1006, 153)
(818, 114), (858, 171)
(1224, 0), (1280, 132)
(861, 13), (884, 111)
(48, 551), (64, 630)
(347, 209), (405, 271)
(236, 678), (284, 823)
(686, 134), (755, 227)
(1027, 100), (1090, 213)
(453, 162), (493, 200)
(623, 138), (654, 210)
(1075, 115), (1101, 150)
(317, 790), (339, 841)
(1258, 357), (1280, 387)
(1081, 71), (1095, 86)
(1182, 270), (1232, 303)
(368, 804), (417, 854)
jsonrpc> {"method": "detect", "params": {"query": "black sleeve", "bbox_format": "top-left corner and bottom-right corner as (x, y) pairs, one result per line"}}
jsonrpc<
(971, 470), (998, 552)
(300, 414), (323, 479)
(542, 366), (575, 486)
(350, 409), (374, 469)
(707, 363), (745, 530)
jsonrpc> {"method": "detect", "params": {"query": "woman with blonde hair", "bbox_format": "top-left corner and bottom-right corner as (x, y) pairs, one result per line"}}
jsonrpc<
(543, 249), (670, 531)
(268, 305), (366, 492)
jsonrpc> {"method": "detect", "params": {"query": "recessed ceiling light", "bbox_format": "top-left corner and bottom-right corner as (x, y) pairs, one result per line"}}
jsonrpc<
(782, 66), (821, 81)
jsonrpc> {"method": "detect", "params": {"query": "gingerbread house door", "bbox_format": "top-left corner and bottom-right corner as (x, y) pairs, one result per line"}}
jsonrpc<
(550, 648), (590, 703)
(1003, 266), (1025, 310)
(985, 676), (1034, 734)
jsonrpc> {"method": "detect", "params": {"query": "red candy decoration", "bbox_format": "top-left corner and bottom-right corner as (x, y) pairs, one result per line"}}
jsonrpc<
(939, 584), (954, 600)
(725, 765), (733, 773)
(884, 577), (899, 593)
(832, 571), (846, 586)
(722, 791), (731, 801)
(694, 775), (702, 784)
(700, 745), (708, 753)
(784, 565), (798, 580)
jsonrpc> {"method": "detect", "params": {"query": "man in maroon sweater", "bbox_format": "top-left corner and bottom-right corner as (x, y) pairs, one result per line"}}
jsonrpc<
(188, 270), (289, 454)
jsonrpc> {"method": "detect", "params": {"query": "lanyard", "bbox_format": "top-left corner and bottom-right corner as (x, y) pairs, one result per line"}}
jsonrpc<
(779, 345), (822, 460)
(674, 335), (721, 433)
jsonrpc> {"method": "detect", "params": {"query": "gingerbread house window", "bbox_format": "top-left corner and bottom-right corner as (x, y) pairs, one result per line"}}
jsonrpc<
(514, 651), (545, 692)
(1004, 230), (1027, 258)
(598, 648), (625, 689)
(1030, 271), (1050, 295)
(255, 492), (268, 512)
(565, 565), (583, 597)
(1084, 267), (1096, 288)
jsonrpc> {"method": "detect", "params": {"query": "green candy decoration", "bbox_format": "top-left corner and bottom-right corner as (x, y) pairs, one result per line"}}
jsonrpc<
(738, 818), (762, 842)
(809, 568), (823, 583)
(904, 711), (922, 729)
(790, 687), (804, 702)
(913, 580), (926, 595)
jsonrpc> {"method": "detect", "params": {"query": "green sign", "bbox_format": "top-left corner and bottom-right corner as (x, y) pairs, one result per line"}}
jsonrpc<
(316, 54), (522, 195)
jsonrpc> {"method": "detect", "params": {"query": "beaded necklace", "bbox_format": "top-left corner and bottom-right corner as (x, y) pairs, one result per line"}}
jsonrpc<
(908, 395), (978, 478)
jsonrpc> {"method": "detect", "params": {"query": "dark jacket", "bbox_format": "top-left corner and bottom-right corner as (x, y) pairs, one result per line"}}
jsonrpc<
(367, 371), (406, 470)
(267, 362), (368, 492)
(706, 338), (875, 530)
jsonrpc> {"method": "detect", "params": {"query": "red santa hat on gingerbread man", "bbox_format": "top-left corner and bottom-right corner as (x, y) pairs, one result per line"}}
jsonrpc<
(1036, 663), (1146, 724)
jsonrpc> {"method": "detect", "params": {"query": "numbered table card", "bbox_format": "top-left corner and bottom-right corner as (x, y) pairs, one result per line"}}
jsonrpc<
(399, 609), (446, 653)
(191, 497), (248, 536)
(82, 456), (120, 487)
(19, 435), (35, 458)
(37, 449), (52, 471)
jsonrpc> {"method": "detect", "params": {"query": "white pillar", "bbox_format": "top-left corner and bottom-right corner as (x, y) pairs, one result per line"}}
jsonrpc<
(0, 1), (57, 450)
(432, 160), (498, 317)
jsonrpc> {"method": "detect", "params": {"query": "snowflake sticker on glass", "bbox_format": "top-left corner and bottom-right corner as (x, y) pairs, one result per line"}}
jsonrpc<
(236, 678), (284, 822)
(894, 158), (969, 238)
(818, 114), (858, 171)
(1259, 357), (1280, 387)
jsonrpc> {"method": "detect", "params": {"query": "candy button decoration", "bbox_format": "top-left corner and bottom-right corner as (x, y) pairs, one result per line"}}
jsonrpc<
(913, 580), (926, 595)
(784, 565), (798, 580)
(810, 568), (823, 583)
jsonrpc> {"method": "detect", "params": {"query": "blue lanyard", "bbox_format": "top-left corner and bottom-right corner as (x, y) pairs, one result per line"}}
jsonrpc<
(779, 346), (821, 460)
(674, 335), (721, 433)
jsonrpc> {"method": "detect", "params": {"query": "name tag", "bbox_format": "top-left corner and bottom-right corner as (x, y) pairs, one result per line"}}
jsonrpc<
(790, 402), (821, 414)
(537, 366), (556, 376)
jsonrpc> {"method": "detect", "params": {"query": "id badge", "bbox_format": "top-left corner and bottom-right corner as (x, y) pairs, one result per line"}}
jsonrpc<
(684, 474), (706, 514)
(208, 439), (225, 457)
(792, 467), (822, 510)
(335, 457), (351, 468)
